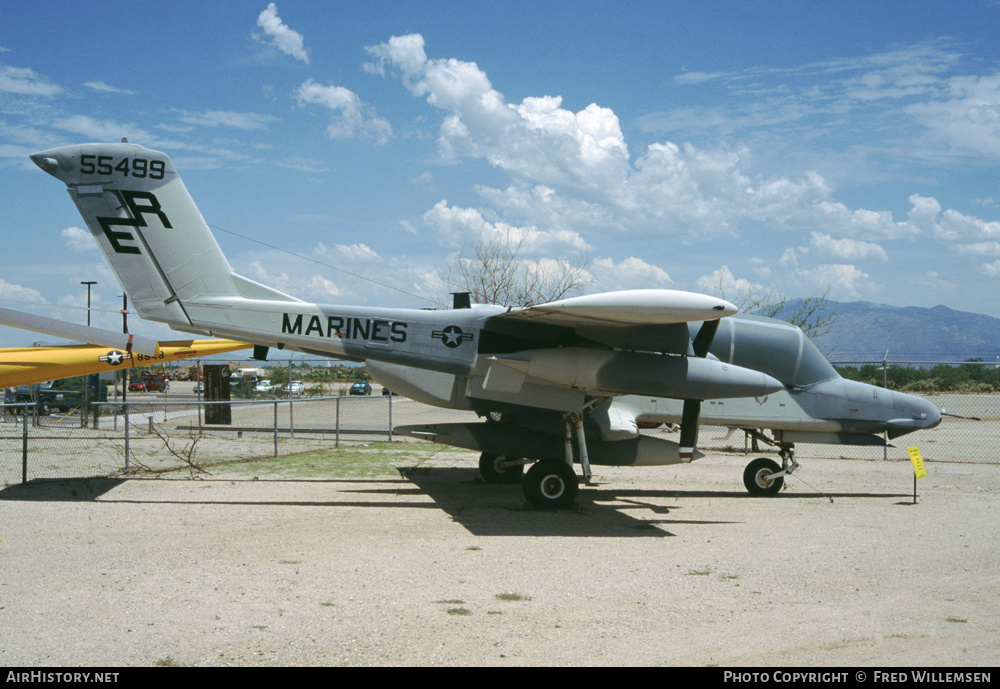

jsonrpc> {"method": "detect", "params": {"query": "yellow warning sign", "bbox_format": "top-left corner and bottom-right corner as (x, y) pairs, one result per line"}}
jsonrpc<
(907, 446), (928, 479)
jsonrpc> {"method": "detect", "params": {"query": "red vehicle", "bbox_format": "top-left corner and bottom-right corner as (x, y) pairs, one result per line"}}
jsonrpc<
(128, 375), (169, 392)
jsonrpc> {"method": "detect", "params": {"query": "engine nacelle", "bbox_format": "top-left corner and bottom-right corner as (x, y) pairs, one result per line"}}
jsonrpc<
(487, 347), (783, 400)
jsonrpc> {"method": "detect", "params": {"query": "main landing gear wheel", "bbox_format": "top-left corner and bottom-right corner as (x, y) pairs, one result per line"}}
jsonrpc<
(523, 459), (579, 510)
(743, 457), (784, 496)
(478, 452), (524, 484)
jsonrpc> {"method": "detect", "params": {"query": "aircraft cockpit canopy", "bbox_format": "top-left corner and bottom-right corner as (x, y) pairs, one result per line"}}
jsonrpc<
(705, 315), (838, 389)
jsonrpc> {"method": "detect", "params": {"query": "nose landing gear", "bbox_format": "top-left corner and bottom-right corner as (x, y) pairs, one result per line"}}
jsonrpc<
(742, 433), (799, 496)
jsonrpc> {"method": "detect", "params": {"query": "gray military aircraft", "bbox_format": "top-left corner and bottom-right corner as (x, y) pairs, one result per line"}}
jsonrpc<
(30, 141), (941, 508)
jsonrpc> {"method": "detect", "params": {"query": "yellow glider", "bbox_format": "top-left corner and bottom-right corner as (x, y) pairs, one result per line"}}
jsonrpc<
(0, 339), (250, 389)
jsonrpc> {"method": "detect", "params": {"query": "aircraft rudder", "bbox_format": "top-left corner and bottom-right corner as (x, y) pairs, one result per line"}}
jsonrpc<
(32, 142), (244, 329)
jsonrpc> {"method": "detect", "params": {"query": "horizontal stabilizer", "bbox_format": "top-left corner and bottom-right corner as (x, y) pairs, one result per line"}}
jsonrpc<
(0, 307), (158, 356)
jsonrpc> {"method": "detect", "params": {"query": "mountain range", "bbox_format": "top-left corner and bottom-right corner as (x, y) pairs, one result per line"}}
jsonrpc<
(773, 299), (1000, 363)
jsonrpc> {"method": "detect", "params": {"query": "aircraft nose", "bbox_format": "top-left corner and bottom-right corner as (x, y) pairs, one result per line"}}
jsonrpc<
(887, 390), (942, 437)
(901, 391), (942, 428)
(916, 395), (942, 429)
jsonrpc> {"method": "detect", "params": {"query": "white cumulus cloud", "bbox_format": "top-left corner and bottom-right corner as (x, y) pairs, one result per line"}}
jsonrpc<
(365, 34), (629, 198)
(358, 34), (1000, 304)
(61, 226), (94, 253)
(254, 3), (309, 64)
(0, 64), (61, 96)
(313, 242), (381, 263)
(591, 257), (673, 291)
(296, 79), (392, 144)
(423, 200), (589, 254)
(808, 232), (888, 262)
(365, 34), (970, 250)
(696, 266), (761, 297)
(0, 278), (46, 304)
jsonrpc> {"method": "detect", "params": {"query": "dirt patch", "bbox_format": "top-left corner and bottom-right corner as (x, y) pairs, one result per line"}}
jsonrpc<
(1, 451), (997, 666)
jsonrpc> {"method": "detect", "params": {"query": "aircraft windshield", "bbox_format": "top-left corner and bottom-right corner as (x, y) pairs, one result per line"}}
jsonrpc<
(708, 315), (838, 388)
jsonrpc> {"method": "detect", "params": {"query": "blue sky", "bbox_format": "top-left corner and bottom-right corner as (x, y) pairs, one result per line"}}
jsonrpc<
(3, 1), (1000, 346)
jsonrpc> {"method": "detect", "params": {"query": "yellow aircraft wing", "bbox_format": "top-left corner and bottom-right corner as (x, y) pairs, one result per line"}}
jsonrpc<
(0, 339), (250, 389)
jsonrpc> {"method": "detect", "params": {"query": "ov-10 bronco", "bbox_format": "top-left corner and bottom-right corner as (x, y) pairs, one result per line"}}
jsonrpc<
(29, 142), (940, 508)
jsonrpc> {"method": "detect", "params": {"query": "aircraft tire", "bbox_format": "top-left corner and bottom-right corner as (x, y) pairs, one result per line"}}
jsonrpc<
(478, 452), (524, 484)
(743, 457), (784, 496)
(524, 459), (578, 510)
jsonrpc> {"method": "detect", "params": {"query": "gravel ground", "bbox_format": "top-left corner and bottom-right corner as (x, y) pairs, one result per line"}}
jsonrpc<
(1, 449), (997, 667)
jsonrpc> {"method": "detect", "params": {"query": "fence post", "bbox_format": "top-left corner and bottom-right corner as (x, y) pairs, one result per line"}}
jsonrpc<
(388, 391), (392, 442)
(883, 356), (889, 461)
(196, 358), (203, 432)
(21, 408), (28, 484)
(273, 400), (278, 457)
(336, 396), (340, 448)
(124, 402), (130, 475)
(81, 375), (87, 429)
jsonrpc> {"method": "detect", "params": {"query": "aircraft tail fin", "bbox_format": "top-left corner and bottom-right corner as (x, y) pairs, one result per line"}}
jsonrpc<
(30, 143), (299, 333)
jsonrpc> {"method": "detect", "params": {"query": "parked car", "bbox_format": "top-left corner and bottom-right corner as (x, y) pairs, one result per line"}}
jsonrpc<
(284, 380), (305, 396)
(254, 379), (277, 393)
(128, 374), (169, 392)
(15, 375), (108, 415)
(349, 381), (372, 396)
(381, 386), (395, 396)
(144, 375), (169, 392)
(193, 380), (204, 394)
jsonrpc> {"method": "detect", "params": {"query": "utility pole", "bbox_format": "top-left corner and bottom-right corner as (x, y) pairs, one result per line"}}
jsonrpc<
(80, 281), (97, 427)
(121, 295), (129, 404)
(80, 281), (97, 326)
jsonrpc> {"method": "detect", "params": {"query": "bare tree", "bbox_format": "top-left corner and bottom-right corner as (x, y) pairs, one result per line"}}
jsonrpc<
(721, 283), (836, 339)
(444, 231), (591, 307)
(148, 424), (210, 476)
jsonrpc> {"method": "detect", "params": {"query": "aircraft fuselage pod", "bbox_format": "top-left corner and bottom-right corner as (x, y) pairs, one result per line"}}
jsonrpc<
(375, 314), (941, 449)
(377, 313), (942, 498)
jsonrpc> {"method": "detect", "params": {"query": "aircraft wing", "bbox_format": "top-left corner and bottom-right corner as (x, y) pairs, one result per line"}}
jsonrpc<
(445, 290), (783, 409)
(0, 339), (250, 389)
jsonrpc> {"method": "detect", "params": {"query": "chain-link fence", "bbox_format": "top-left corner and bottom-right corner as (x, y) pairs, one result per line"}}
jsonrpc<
(2, 366), (997, 485)
(0, 393), (479, 484)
